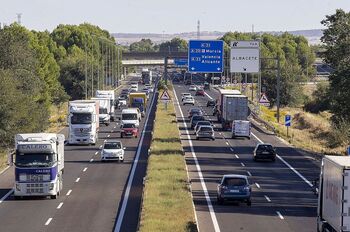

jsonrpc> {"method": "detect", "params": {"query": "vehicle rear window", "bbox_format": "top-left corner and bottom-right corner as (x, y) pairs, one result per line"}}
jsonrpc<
(224, 178), (247, 186)
(193, 116), (204, 121)
(200, 127), (212, 132)
(104, 142), (121, 149)
(257, 145), (274, 152)
(123, 124), (135, 128)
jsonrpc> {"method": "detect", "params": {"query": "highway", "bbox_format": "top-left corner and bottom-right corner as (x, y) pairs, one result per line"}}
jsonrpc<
(0, 75), (157, 232)
(173, 80), (320, 232)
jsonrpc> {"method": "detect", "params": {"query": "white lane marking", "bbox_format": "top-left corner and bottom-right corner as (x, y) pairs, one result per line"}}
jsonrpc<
(57, 202), (63, 209)
(251, 132), (313, 188)
(111, 130), (114, 133)
(95, 152), (98, 155)
(66, 190), (72, 196)
(45, 218), (53, 226)
(75, 178), (80, 183)
(235, 154), (239, 159)
(99, 145), (103, 149)
(204, 92), (213, 100)
(107, 135), (110, 138)
(255, 183), (261, 189)
(230, 148), (234, 152)
(0, 189), (14, 203)
(277, 211), (284, 220)
(89, 159), (94, 162)
(174, 87), (221, 232)
(264, 195), (271, 202)
(241, 162), (245, 167)
(83, 167), (88, 172)
(114, 126), (116, 129)
(225, 141), (229, 146)
(247, 171), (252, 176)
(114, 82), (157, 232)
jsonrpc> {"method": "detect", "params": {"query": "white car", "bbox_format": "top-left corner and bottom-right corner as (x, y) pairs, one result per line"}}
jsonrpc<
(181, 93), (191, 101)
(101, 140), (125, 162)
(189, 85), (197, 91)
(130, 84), (138, 92)
(183, 96), (195, 105)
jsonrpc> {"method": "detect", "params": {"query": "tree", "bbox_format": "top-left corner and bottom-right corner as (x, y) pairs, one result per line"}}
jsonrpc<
(129, 39), (156, 52)
(159, 37), (187, 52)
(321, 9), (350, 122)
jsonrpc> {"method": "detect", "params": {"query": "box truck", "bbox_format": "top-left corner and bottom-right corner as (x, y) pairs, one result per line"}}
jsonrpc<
(317, 155), (350, 232)
(96, 90), (116, 121)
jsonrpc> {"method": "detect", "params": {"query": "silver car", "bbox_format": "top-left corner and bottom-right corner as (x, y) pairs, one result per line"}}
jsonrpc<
(196, 125), (215, 140)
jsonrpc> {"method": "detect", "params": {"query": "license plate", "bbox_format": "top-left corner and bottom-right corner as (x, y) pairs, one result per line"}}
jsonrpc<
(262, 152), (269, 154)
(229, 190), (239, 193)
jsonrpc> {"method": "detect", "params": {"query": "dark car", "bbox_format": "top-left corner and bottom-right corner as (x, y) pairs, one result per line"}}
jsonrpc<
(207, 99), (216, 107)
(121, 89), (129, 95)
(204, 82), (210, 90)
(190, 115), (205, 129)
(253, 143), (276, 161)
(217, 174), (252, 205)
(188, 108), (203, 118)
(195, 89), (205, 96)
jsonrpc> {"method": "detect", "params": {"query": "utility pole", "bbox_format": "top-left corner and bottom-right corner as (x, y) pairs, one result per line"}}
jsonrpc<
(91, 37), (94, 97)
(276, 56), (281, 123)
(197, 20), (200, 40)
(84, 41), (88, 99)
(16, 13), (22, 25)
(164, 57), (168, 86)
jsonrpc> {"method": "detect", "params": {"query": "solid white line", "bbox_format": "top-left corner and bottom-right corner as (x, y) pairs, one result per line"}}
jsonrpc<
(114, 83), (157, 232)
(57, 202), (63, 209)
(89, 159), (94, 162)
(235, 154), (239, 159)
(0, 189), (14, 204)
(277, 211), (284, 220)
(247, 171), (252, 176)
(264, 195), (271, 202)
(66, 190), (72, 196)
(173, 87), (221, 232)
(45, 218), (53, 226)
(75, 178), (80, 183)
(83, 167), (88, 172)
(107, 135), (110, 137)
(241, 162), (245, 167)
(255, 183), (261, 189)
(251, 132), (314, 188)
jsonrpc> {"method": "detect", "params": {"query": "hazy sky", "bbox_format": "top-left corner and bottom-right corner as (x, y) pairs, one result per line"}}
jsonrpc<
(1, 0), (350, 33)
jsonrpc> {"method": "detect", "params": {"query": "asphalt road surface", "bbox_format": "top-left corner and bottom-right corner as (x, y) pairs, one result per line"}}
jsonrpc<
(172, 80), (320, 232)
(0, 75), (157, 232)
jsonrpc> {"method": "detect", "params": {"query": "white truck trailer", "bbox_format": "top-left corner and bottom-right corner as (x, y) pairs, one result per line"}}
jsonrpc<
(96, 90), (116, 121)
(91, 97), (111, 126)
(68, 100), (99, 145)
(12, 133), (65, 199)
(318, 155), (350, 232)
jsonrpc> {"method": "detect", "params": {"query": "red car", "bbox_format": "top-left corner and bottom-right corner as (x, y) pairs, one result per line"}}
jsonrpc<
(121, 123), (138, 138)
(195, 89), (205, 96)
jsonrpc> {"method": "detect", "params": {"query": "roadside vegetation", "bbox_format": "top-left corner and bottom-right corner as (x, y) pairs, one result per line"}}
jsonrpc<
(139, 89), (197, 232)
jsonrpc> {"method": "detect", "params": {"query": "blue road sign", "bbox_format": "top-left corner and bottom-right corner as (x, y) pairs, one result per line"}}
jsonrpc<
(347, 146), (350, 156)
(285, 115), (292, 127)
(174, 58), (188, 67)
(188, 40), (224, 73)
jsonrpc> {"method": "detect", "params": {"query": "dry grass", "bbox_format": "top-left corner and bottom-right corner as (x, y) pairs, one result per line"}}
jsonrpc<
(46, 102), (68, 133)
(0, 150), (8, 172)
(259, 106), (347, 155)
(139, 90), (197, 232)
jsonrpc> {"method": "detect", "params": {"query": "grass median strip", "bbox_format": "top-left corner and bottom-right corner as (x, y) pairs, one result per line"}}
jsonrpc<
(139, 89), (197, 232)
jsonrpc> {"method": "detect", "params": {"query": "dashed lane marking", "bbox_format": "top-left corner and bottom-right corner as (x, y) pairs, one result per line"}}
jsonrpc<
(277, 211), (284, 220)
(255, 183), (261, 189)
(247, 171), (252, 176)
(89, 159), (94, 162)
(241, 162), (245, 167)
(45, 218), (53, 226)
(235, 154), (239, 159)
(66, 190), (72, 196)
(83, 167), (88, 172)
(75, 178), (80, 183)
(264, 195), (271, 202)
(57, 202), (63, 209)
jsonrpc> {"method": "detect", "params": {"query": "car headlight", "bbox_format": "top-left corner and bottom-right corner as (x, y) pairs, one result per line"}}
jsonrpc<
(43, 174), (50, 181)
(19, 174), (26, 182)
(49, 183), (54, 190)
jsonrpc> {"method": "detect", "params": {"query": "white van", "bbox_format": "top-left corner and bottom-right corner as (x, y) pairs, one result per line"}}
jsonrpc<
(121, 108), (141, 128)
(231, 120), (251, 139)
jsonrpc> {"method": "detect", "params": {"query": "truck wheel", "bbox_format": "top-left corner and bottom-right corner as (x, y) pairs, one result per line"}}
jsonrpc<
(51, 194), (58, 199)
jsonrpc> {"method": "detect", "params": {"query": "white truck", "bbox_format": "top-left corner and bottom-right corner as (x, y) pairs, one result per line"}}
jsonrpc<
(96, 90), (116, 121)
(12, 133), (65, 199)
(91, 97), (111, 126)
(68, 100), (99, 145)
(121, 108), (141, 128)
(141, 68), (152, 85)
(317, 155), (350, 232)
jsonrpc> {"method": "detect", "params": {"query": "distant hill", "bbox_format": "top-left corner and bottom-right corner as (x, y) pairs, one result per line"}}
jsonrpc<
(113, 29), (323, 46)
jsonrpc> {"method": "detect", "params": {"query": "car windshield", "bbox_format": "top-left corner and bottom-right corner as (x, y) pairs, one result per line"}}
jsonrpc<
(104, 142), (121, 149)
(200, 127), (213, 132)
(15, 152), (56, 167)
(99, 108), (108, 114)
(197, 121), (211, 126)
(71, 113), (92, 124)
(122, 113), (137, 120)
(257, 145), (274, 152)
(185, 97), (193, 100)
(223, 177), (247, 186)
(123, 123), (135, 129)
